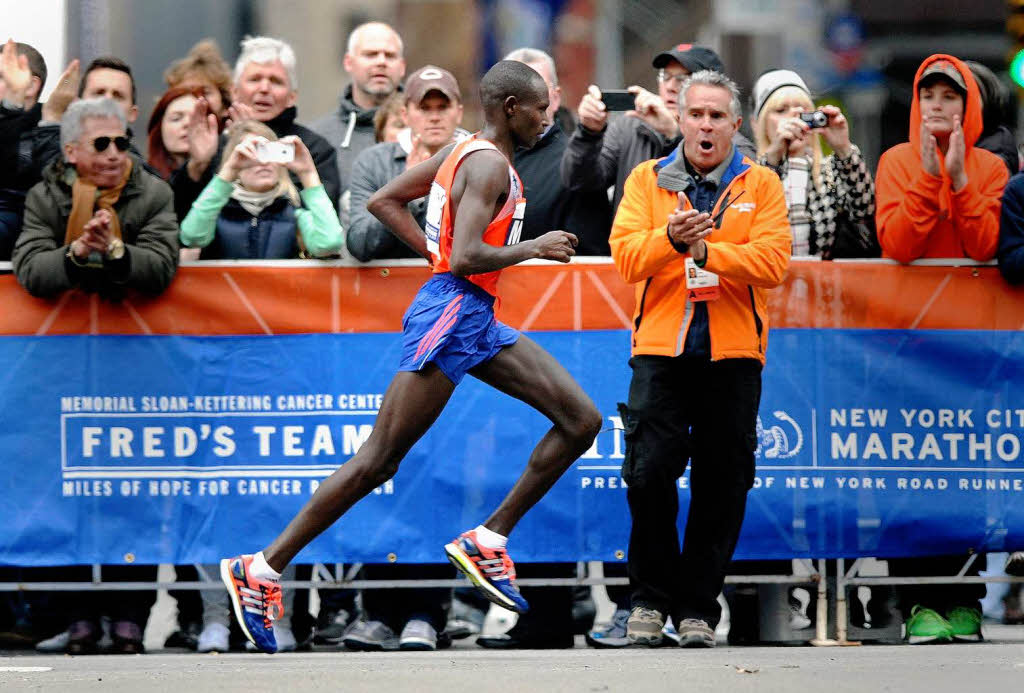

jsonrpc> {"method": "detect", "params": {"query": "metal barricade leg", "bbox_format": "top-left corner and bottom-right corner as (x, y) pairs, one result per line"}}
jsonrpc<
(810, 559), (837, 646)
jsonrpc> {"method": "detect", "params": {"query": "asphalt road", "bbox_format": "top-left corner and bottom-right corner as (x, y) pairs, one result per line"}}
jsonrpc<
(3, 628), (1024, 693)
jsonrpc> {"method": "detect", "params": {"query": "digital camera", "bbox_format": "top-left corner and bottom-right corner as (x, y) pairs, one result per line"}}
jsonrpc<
(799, 111), (828, 129)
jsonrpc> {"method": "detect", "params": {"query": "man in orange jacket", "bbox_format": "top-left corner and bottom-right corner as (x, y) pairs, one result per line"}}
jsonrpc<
(876, 55), (1007, 263)
(609, 70), (790, 648)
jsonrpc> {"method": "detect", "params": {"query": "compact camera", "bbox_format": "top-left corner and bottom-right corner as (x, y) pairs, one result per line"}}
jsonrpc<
(799, 111), (829, 129)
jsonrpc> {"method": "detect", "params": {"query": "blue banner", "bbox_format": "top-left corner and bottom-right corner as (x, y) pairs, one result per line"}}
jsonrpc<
(3, 328), (1024, 566)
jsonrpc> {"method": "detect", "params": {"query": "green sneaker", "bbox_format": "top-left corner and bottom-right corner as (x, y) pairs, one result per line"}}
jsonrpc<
(905, 606), (954, 644)
(946, 607), (982, 642)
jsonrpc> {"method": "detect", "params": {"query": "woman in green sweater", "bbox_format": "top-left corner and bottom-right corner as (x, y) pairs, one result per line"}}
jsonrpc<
(180, 120), (343, 259)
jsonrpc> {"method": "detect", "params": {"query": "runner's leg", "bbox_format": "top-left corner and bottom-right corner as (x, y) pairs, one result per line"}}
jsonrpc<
(262, 366), (456, 571)
(468, 335), (602, 535)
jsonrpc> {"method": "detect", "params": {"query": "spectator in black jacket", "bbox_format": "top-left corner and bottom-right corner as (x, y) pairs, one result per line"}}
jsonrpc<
(0, 39), (48, 258)
(999, 174), (1024, 283)
(965, 60), (1019, 177)
(505, 48), (612, 257)
(172, 36), (340, 221)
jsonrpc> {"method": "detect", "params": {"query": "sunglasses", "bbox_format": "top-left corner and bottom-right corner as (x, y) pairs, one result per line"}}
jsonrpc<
(91, 136), (130, 153)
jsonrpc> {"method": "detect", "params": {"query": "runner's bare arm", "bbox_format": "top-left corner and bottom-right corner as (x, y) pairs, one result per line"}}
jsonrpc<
(449, 152), (578, 275)
(367, 144), (456, 260)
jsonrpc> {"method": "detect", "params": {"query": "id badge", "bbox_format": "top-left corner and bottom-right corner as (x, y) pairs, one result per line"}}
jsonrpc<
(685, 257), (720, 302)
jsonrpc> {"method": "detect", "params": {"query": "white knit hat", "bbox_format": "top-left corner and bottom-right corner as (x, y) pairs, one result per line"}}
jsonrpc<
(752, 69), (811, 118)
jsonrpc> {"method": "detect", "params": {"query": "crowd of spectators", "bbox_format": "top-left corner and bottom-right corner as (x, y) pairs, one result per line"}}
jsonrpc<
(1, 20), (1024, 653)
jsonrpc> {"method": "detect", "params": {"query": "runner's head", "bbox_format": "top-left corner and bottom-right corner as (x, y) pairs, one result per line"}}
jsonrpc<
(479, 60), (549, 149)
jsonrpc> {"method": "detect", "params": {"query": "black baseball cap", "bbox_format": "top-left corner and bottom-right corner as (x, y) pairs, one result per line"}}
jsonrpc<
(652, 44), (724, 74)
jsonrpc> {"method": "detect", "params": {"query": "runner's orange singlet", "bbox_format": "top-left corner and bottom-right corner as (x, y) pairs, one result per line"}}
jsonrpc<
(424, 134), (527, 297)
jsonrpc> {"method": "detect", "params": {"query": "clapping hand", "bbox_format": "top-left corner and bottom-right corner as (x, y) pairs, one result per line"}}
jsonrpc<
(945, 115), (967, 191)
(71, 210), (113, 260)
(1, 39), (33, 107)
(919, 119), (941, 179)
(668, 193), (712, 262)
(41, 58), (80, 122)
(187, 97), (220, 180)
(225, 102), (256, 129)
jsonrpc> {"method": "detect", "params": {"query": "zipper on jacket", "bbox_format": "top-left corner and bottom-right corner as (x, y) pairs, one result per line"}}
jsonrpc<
(748, 285), (763, 353)
(341, 112), (357, 148)
(633, 278), (653, 347)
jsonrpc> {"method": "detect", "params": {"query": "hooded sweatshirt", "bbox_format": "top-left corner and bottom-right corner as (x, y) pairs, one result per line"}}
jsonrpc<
(309, 85), (380, 214)
(875, 54), (1008, 263)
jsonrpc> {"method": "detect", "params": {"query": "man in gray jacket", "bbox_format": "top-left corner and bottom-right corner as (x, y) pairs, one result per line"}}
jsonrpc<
(346, 65), (464, 262)
(310, 21), (406, 221)
(13, 97), (178, 298)
(560, 44), (754, 212)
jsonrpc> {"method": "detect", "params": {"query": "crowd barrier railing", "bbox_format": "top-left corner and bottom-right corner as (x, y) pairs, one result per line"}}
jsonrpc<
(2, 256), (1023, 645)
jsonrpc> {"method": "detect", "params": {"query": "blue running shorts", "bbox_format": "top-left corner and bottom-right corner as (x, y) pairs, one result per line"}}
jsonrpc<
(398, 273), (519, 385)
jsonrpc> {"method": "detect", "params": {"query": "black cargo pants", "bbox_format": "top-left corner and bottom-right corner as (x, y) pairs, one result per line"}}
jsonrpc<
(621, 354), (762, 628)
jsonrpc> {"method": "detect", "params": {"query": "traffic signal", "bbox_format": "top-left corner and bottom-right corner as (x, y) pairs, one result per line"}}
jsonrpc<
(1009, 0), (1024, 87)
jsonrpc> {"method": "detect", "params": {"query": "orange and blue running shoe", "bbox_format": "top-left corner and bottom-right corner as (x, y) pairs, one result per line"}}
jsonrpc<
(220, 555), (284, 654)
(444, 530), (529, 614)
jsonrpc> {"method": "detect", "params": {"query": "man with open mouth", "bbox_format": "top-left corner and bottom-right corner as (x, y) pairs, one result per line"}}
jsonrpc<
(609, 69), (791, 649)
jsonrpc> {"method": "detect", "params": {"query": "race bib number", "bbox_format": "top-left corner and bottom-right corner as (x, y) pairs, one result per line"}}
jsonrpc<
(505, 200), (526, 246)
(424, 181), (446, 255)
(685, 257), (720, 302)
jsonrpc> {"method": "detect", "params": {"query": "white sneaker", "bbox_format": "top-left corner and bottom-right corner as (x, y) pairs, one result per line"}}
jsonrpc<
(246, 623), (296, 652)
(399, 619), (437, 651)
(35, 630), (70, 653)
(789, 605), (812, 630)
(198, 622), (230, 653)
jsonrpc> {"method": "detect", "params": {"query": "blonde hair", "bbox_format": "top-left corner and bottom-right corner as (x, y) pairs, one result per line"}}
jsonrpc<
(224, 119), (300, 206)
(754, 85), (822, 188)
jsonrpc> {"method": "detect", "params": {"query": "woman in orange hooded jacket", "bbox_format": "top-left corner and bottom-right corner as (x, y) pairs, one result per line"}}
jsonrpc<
(875, 54), (1008, 263)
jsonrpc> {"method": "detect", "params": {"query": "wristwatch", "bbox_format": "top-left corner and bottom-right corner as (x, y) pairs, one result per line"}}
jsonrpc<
(105, 238), (126, 261)
(66, 243), (89, 267)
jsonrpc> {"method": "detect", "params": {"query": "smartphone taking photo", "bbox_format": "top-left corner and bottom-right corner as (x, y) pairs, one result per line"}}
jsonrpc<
(600, 89), (636, 111)
(256, 140), (295, 164)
